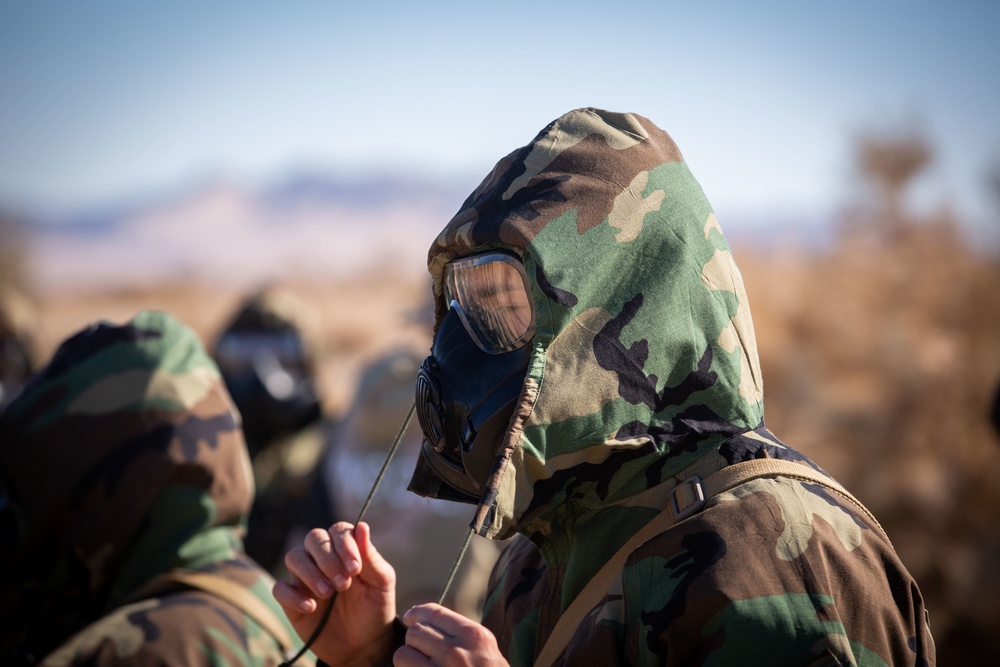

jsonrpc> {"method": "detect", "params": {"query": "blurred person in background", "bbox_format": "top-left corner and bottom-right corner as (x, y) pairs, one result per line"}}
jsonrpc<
(0, 285), (37, 410)
(991, 380), (1000, 438)
(274, 108), (935, 666)
(323, 347), (501, 619)
(0, 310), (308, 666)
(212, 287), (335, 576)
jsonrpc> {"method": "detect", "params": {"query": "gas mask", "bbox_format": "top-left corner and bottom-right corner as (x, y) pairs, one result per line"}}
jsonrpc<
(213, 327), (321, 456)
(415, 252), (534, 502)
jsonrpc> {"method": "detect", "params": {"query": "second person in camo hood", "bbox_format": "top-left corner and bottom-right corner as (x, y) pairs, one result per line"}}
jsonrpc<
(0, 311), (308, 666)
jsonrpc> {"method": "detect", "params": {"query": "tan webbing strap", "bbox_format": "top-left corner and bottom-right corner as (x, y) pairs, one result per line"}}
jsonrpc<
(696, 458), (887, 539)
(533, 458), (885, 667)
(137, 570), (294, 653)
(532, 497), (684, 667)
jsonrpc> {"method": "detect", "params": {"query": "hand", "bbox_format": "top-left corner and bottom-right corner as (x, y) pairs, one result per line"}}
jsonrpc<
(273, 521), (397, 666)
(395, 603), (509, 666)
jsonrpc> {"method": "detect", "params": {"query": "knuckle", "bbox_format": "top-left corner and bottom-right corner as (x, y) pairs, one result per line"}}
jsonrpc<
(305, 527), (329, 545)
(331, 520), (354, 533)
(462, 623), (495, 649)
(283, 546), (304, 569)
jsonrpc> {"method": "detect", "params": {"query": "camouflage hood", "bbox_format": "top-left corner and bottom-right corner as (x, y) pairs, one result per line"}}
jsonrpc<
(0, 310), (255, 657)
(415, 109), (764, 540)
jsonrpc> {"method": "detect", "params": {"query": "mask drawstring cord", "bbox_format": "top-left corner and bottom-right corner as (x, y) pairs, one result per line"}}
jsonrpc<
(279, 401), (416, 667)
(437, 526), (475, 605)
(356, 401), (416, 522)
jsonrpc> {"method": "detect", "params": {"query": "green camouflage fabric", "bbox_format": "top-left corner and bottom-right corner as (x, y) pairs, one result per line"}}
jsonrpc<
(412, 109), (934, 665)
(0, 310), (312, 666)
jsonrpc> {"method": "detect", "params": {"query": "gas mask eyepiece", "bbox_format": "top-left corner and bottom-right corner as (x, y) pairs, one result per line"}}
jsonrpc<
(415, 252), (534, 501)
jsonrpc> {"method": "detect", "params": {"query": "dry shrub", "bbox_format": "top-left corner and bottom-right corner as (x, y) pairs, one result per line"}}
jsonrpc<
(742, 217), (1000, 663)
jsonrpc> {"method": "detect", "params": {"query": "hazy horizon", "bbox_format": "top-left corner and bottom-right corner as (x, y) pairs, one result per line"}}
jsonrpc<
(2, 2), (999, 234)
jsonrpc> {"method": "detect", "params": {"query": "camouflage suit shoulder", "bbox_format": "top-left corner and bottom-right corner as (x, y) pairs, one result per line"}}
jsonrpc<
(41, 557), (308, 667)
(484, 430), (934, 666)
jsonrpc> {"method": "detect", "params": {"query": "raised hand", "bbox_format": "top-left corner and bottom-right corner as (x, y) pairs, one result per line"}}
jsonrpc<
(273, 521), (397, 666)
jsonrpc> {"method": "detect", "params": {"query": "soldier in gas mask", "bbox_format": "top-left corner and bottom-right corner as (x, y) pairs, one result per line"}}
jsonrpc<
(274, 109), (935, 666)
(212, 287), (334, 575)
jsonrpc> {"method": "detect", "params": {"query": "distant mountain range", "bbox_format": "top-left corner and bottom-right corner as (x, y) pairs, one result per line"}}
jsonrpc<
(17, 171), (836, 293)
(22, 172), (471, 292)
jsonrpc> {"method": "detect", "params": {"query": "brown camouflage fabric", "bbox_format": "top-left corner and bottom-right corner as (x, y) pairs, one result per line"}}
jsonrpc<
(0, 310), (312, 666)
(411, 109), (935, 665)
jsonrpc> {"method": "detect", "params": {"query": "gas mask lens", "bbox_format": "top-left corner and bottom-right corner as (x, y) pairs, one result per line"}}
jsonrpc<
(215, 330), (306, 374)
(444, 253), (534, 354)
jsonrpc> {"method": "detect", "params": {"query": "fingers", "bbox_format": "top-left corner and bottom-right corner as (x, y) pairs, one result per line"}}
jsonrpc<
(354, 522), (396, 591)
(402, 604), (462, 635)
(400, 604), (504, 666)
(400, 615), (451, 663)
(272, 577), (318, 615)
(312, 522), (362, 586)
(282, 521), (358, 598)
(273, 521), (400, 666)
(280, 521), (395, 599)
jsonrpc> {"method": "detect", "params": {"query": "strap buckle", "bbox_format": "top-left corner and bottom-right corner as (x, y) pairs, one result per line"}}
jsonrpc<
(670, 475), (706, 520)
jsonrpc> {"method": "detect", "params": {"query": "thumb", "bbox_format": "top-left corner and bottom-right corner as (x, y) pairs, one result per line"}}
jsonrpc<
(353, 521), (396, 590)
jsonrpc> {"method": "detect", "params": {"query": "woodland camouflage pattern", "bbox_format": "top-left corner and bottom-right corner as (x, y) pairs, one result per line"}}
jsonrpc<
(411, 109), (935, 665)
(0, 311), (311, 666)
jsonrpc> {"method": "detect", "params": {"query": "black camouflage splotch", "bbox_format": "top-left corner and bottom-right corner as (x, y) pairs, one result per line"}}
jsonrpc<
(640, 531), (726, 654)
(0, 323), (163, 434)
(71, 413), (237, 504)
(535, 264), (577, 308)
(507, 565), (545, 608)
(128, 591), (247, 644)
(617, 404), (746, 462)
(469, 176), (570, 247)
(451, 117), (560, 222)
(594, 294), (718, 412)
(718, 427), (817, 466)
(0, 381), (67, 441)
(524, 442), (660, 519)
(38, 323), (162, 384)
(125, 607), (161, 641)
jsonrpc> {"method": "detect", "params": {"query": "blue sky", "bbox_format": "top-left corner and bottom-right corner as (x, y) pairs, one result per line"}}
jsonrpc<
(1, 1), (998, 232)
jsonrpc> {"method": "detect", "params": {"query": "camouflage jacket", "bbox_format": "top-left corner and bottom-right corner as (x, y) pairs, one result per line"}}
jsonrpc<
(410, 109), (935, 666)
(0, 311), (311, 666)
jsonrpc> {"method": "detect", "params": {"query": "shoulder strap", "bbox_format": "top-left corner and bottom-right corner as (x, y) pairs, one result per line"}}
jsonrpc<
(131, 569), (294, 654)
(533, 458), (885, 667)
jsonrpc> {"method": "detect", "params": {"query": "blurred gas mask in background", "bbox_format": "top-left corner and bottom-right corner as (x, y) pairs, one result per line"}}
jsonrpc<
(415, 252), (534, 502)
(214, 323), (321, 457)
